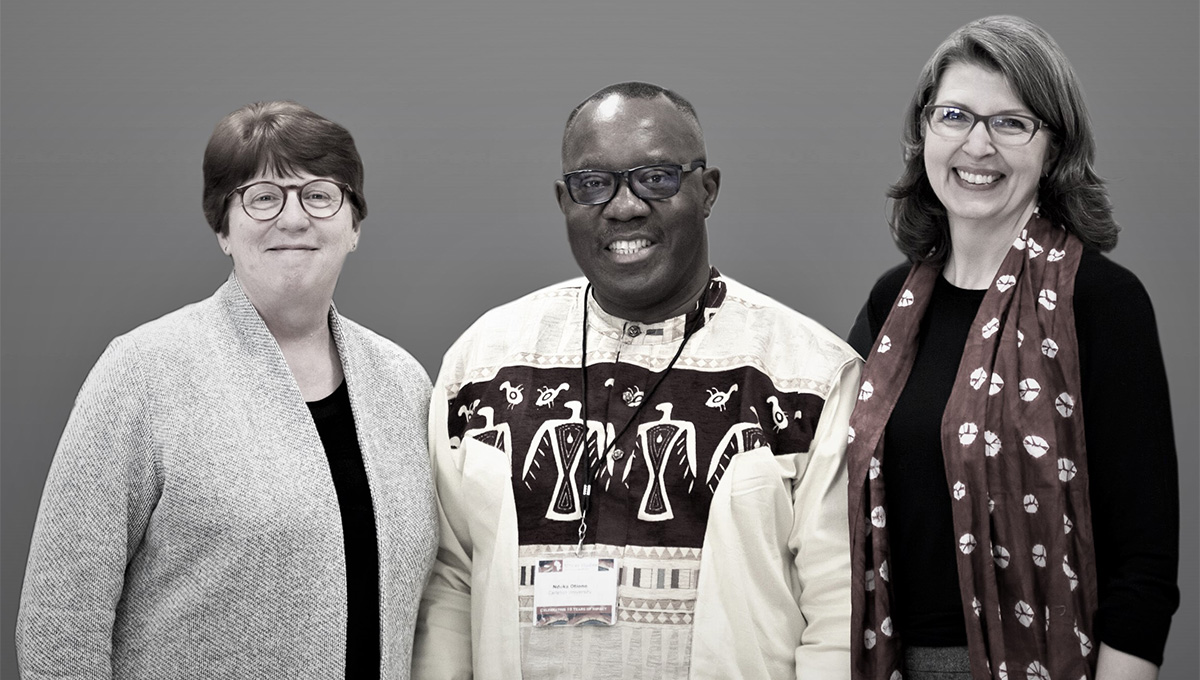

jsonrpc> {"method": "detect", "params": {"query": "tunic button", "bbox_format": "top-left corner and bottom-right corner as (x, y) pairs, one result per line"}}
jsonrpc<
(627, 325), (641, 337)
(611, 449), (625, 461)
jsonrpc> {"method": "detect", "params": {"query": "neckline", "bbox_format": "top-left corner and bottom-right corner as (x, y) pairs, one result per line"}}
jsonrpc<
(936, 273), (989, 299)
(306, 379), (348, 409)
(582, 267), (720, 344)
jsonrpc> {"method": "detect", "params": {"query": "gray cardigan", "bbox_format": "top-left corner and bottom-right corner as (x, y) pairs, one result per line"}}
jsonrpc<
(17, 276), (437, 679)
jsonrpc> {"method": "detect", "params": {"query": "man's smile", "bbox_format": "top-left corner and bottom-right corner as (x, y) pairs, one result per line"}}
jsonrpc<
(605, 238), (656, 263)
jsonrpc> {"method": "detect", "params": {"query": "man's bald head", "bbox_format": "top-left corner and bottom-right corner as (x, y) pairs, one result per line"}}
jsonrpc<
(562, 82), (704, 164)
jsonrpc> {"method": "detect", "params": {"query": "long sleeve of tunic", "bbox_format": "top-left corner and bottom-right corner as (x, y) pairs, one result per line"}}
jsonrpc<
(847, 250), (1180, 664)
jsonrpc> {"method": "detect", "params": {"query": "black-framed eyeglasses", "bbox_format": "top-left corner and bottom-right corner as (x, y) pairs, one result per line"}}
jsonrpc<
(923, 105), (1046, 147)
(226, 179), (352, 221)
(563, 160), (706, 206)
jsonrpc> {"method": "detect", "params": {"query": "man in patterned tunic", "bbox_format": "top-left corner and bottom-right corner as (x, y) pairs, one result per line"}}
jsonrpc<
(413, 82), (861, 679)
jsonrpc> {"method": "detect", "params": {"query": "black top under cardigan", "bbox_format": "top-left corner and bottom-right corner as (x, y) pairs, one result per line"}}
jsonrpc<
(309, 380), (381, 678)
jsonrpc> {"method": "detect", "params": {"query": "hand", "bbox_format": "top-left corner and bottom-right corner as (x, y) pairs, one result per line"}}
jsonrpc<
(1096, 643), (1157, 680)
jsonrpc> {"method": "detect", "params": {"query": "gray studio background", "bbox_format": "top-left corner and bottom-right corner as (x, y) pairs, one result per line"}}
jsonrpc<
(2, 0), (1196, 676)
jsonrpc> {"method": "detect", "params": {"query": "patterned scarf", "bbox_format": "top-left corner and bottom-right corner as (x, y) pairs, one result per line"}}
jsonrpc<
(848, 215), (1098, 680)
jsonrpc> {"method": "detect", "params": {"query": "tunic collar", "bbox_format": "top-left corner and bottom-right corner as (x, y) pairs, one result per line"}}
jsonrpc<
(583, 267), (725, 346)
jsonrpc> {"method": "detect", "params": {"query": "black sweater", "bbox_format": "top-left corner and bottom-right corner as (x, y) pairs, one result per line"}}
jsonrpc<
(847, 249), (1179, 664)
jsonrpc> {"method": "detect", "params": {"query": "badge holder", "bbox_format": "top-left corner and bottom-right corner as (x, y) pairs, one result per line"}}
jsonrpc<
(532, 554), (619, 627)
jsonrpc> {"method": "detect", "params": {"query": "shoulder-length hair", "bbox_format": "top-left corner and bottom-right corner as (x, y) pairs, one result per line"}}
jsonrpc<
(889, 15), (1118, 265)
(202, 101), (367, 235)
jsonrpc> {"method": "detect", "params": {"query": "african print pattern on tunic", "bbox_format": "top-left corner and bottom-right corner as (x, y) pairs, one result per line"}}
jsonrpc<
(430, 270), (859, 679)
(445, 282), (827, 551)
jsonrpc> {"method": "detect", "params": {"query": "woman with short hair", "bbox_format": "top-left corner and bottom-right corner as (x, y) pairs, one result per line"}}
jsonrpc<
(17, 101), (436, 679)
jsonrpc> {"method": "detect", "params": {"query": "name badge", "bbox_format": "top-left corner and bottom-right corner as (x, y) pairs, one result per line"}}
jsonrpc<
(532, 556), (619, 626)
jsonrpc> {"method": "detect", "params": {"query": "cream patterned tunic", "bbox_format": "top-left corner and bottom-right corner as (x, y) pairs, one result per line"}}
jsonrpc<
(416, 271), (861, 680)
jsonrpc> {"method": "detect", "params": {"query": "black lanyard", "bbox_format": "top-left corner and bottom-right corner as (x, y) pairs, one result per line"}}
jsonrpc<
(576, 283), (706, 549)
